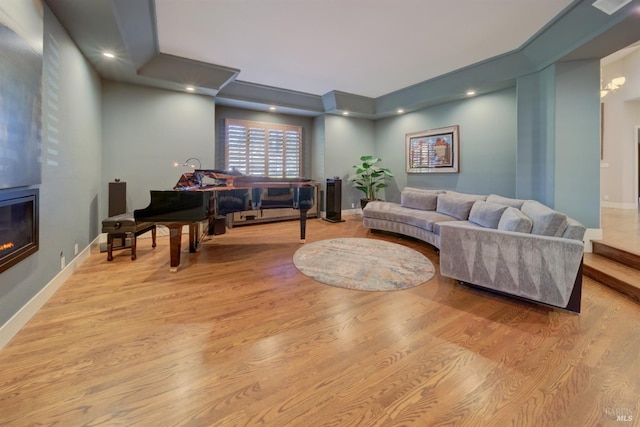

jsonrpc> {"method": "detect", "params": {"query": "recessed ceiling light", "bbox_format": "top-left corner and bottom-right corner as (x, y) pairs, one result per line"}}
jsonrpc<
(342, 111), (349, 116)
(466, 90), (476, 96)
(269, 106), (276, 111)
(102, 52), (115, 59)
(186, 86), (195, 92)
(397, 109), (404, 114)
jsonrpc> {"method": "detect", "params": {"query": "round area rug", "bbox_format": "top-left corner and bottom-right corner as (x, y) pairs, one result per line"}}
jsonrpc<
(292, 238), (435, 291)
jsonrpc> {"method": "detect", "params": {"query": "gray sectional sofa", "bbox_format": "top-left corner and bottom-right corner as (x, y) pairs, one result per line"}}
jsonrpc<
(362, 187), (586, 313)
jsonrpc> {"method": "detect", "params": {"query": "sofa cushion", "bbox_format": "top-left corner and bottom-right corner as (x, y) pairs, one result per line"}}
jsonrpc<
(400, 188), (440, 211)
(444, 191), (488, 202)
(562, 217), (587, 241)
(486, 194), (527, 209)
(363, 201), (459, 232)
(520, 200), (568, 237)
(497, 207), (533, 233)
(436, 194), (476, 220)
(468, 201), (509, 229)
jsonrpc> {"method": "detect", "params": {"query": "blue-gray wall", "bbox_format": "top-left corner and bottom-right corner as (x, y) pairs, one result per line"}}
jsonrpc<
(324, 115), (376, 210)
(375, 88), (518, 203)
(102, 81), (216, 215)
(516, 66), (556, 205)
(0, 5), (102, 326)
(553, 61), (601, 228)
(311, 116), (325, 184)
(516, 61), (600, 228)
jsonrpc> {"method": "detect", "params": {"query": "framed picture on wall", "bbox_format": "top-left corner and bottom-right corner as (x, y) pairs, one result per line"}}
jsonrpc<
(405, 125), (460, 173)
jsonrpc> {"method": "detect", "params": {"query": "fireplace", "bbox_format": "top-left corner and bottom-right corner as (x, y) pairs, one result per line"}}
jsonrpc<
(0, 188), (39, 274)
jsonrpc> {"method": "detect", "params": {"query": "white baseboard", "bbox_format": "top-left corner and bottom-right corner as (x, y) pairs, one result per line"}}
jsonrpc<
(319, 209), (362, 219)
(343, 208), (361, 216)
(0, 238), (95, 350)
(583, 228), (603, 253)
(601, 201), (638, 209)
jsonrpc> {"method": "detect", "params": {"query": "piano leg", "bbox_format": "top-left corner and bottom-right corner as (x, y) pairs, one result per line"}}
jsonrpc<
(299, 209), (308, 243)
(168, 224), (183, 273)
(189, 223), (200, 252)
(131, 232), (137, 261)
(207, 216), (216, 236)
(107, 233), (114, 261)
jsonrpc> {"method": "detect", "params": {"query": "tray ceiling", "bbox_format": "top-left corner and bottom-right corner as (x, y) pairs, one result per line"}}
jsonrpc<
(155, 0), (574, 98)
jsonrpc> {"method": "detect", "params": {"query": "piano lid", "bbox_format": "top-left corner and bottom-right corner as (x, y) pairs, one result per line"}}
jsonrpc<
(133, 190), (213, 222)
(174, 169), (243, 191)
(174, 169), (314, 191)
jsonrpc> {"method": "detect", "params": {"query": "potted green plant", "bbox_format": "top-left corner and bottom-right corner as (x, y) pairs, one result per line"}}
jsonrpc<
(348, 155), (394, 209)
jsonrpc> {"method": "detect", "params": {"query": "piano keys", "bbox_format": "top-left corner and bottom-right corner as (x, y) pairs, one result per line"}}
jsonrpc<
(134, 170), (316, 272)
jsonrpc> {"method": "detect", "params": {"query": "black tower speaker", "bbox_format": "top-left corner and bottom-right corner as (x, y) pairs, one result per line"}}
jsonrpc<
(109, 180), (127, 216)
(324, 177), (344, 223)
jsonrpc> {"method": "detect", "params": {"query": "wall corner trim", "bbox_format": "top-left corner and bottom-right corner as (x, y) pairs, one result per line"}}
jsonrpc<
(583, 228), (603, 253)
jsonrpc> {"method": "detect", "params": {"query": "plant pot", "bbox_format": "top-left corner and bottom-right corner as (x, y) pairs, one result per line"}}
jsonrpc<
(360, 198), (384, 210)
(361, 198), (377, 210)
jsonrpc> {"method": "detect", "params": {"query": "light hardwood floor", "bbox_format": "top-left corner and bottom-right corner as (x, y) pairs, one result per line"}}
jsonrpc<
(601, 207), (640, 254)
(0, 215), (639, 426)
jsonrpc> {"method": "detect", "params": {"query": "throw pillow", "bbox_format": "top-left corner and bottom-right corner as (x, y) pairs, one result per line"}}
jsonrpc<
(444, 191), (488, 202)
(436, 194), (476, 220)
(468, 201), (509, 229)
(486, 194), (527, 209)
(520, 200), (568, 237)
(401, 189), (440, 211)
(561, 217), (587, 241)
(497, 207), (533, 233)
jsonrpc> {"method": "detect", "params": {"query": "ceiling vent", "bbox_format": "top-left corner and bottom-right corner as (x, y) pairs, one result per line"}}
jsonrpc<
(592, 0), (632, 15)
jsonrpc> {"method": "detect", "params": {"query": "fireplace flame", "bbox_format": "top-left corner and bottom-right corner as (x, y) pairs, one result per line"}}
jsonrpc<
(1, 242), (15, 251)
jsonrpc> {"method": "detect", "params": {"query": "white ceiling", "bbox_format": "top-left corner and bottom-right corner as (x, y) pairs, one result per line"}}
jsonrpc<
(155, 0), (574, 98)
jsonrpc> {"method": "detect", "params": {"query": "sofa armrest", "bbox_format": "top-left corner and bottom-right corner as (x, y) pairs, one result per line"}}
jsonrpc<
(439, 222), (583, 308)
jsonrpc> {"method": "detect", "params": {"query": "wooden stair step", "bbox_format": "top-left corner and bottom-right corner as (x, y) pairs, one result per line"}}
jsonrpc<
(584, 252), (640, 304)
(592, 240), (640, 270)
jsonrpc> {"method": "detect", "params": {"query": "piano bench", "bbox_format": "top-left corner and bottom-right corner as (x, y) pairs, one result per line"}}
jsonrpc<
(101, 213), (157, 261)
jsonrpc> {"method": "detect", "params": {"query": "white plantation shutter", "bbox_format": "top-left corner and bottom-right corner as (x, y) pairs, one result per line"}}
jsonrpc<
(285, 129), (301, 177)
(268, 129), (284, 176)
(225, 119), (302, 177)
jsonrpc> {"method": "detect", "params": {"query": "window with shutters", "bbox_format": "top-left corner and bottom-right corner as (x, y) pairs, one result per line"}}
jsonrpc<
(225, 119), (302, 177)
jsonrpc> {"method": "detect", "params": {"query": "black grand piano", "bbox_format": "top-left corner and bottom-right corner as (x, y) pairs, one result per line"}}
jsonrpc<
(134, 170), (315, 272)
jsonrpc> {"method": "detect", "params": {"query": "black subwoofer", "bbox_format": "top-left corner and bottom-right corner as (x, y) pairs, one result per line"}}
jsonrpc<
(324, 177), (344, 223)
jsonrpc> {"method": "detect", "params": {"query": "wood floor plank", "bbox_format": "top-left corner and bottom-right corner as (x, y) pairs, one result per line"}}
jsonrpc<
(1, 215), (640, 426)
